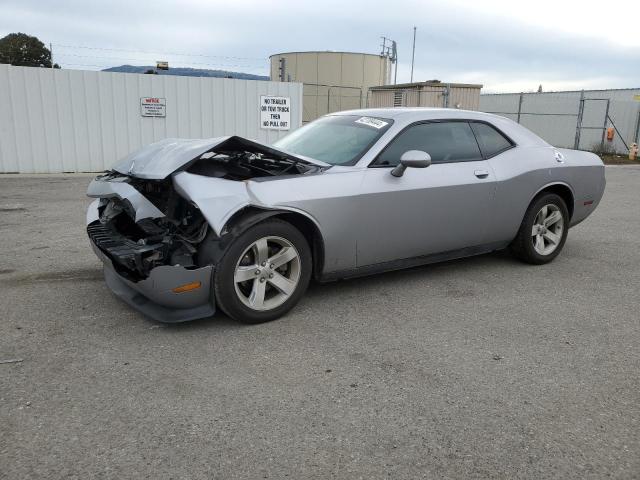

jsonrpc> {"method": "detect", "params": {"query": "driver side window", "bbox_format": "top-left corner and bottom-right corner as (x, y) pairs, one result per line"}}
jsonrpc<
(374, 121), (482, 166)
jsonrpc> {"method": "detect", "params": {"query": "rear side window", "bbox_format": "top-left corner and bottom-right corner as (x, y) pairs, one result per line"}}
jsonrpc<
(470, 122), (513, 157)
(374, 121), (482, 166)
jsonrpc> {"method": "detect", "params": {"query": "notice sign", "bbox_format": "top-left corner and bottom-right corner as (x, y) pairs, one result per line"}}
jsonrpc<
(260, 95), (290, 130)
(140, 97), (166, 117)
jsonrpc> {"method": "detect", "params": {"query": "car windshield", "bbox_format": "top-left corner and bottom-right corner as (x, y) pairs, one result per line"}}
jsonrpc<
(273, 115), (393, 166)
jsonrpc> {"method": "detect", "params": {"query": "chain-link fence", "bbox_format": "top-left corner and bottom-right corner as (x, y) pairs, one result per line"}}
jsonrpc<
(480, 92), (640, 154)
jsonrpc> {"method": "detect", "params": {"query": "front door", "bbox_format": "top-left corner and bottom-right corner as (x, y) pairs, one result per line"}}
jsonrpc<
(356, 120), (497, 267)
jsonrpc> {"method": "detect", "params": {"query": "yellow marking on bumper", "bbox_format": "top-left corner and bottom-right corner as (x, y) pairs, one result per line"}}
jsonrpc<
(172, 281), (202, 293)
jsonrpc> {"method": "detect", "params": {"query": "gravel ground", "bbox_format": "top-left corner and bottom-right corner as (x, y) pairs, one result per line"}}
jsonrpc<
(1, 167), (639, 479)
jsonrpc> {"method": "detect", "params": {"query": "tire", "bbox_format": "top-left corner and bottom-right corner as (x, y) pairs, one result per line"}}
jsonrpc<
(510, 193), (569, 265)
(212, 219), (312, 323)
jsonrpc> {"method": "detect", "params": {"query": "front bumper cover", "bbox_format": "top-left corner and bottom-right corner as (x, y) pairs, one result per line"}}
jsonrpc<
(87, 201), (215, 323)
(91, 241), (215, 323)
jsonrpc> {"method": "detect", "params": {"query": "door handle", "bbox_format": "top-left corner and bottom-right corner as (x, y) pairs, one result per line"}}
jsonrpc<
(474, 169), (489, 179)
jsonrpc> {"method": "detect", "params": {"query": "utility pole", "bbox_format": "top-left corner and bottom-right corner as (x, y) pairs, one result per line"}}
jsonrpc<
(49, 43), (54, 68)
(410, 26), (416, 83)
(393, 40), (398, 84)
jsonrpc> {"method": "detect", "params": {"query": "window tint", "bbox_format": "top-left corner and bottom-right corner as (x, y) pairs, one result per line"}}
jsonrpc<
(375, 122), (482, 166)
(470, 122), (513, 157)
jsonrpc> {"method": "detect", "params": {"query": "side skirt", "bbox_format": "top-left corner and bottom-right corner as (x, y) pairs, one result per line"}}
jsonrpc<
(318, 241), (509, 283)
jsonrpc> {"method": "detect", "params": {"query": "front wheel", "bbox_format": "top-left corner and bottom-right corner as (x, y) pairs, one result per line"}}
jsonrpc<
(212, 219), (312, 323)
(510, 193), (569, 264)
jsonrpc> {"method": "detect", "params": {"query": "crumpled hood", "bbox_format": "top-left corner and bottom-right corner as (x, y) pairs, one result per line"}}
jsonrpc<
(112, 136), (329, 180)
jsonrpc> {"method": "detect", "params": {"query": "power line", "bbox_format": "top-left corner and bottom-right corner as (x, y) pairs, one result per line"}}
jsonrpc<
(52, 43), (267, 62)
(57, 63), (264, 72)
(57, 62), (124, 69)
(57, 61), (269, 73)
(54, 52), (267, 70)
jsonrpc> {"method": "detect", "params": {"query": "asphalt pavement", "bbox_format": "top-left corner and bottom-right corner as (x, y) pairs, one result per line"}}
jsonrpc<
(1, 167), (639, 479)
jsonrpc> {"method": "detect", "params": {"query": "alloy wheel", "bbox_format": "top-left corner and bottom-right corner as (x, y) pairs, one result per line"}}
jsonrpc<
(233, 236), (301, 311)
(531, 204), (564, 255)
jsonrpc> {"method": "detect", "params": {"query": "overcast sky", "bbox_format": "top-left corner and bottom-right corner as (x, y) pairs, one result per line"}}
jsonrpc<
(2, 0), (639, 92)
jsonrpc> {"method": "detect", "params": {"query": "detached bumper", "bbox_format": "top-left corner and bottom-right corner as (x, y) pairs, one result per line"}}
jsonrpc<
(92, 242), (215, 323)
(87, 201), (215, 323)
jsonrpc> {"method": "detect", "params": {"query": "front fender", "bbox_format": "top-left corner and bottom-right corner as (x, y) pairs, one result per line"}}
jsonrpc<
(192, 204), (326, 285)
(172, 172), (253, 236)
(172, 172), (324, 238)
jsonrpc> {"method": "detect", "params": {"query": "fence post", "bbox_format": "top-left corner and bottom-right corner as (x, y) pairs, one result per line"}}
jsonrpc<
(608, 114), (629, 152)
(573, 90), (585, 150)
(600, 99), (610, 153)
(516, 93), (523, 123)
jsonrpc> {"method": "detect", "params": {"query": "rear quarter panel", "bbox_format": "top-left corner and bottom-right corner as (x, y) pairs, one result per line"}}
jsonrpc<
(556, 149), (606, 226)
(485, 146), (605, 244)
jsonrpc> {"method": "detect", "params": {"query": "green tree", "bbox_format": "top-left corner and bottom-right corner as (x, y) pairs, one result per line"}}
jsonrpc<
(0, 32), (59, 68)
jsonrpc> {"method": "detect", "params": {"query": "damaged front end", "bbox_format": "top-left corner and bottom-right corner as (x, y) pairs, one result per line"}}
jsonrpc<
(86, 173), (215, 322)
(87, 135), (327, 322)
(88, 172), (208, 279)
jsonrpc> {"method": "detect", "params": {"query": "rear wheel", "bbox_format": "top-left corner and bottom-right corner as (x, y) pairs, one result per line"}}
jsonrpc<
(511, 193), (569, 264)
(213, 219), (312, 323)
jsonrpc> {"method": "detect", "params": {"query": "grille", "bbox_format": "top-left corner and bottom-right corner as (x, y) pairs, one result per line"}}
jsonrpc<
(87, 222), (163, 278)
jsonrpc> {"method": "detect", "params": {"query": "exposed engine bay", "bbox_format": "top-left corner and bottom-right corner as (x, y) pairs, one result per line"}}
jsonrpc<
(87, 136), (325, 280)
(186, 136), (318, 180)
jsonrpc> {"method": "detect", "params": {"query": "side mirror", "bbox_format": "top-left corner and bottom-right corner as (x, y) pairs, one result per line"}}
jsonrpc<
(391, 150), (432, 177)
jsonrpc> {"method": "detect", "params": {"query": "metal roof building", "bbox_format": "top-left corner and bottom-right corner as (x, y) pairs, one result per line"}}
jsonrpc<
(368, 81), (483, 111)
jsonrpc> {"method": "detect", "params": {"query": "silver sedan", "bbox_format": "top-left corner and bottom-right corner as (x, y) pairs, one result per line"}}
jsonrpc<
(86, 108), (605, 323)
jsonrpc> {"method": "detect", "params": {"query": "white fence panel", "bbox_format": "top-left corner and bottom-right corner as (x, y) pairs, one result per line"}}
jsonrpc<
(0, 65), (303, 173)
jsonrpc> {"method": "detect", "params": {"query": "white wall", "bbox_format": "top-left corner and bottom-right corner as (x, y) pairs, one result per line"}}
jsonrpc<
(480, 89), (640, 153)
(0, 65), (303, 173)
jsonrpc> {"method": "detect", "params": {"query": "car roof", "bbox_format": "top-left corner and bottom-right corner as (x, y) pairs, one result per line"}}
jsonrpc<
(330, 107), (504, 122)
(329, 107), (550, 148)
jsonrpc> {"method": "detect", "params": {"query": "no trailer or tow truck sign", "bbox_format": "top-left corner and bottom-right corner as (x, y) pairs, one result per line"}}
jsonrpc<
(260, 95), (291, 130)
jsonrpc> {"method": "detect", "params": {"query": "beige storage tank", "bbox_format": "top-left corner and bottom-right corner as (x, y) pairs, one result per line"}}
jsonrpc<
(270, 51), (392, 122)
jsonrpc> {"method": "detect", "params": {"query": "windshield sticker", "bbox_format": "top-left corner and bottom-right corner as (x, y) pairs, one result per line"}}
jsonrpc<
(355, 117), (389, 129)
